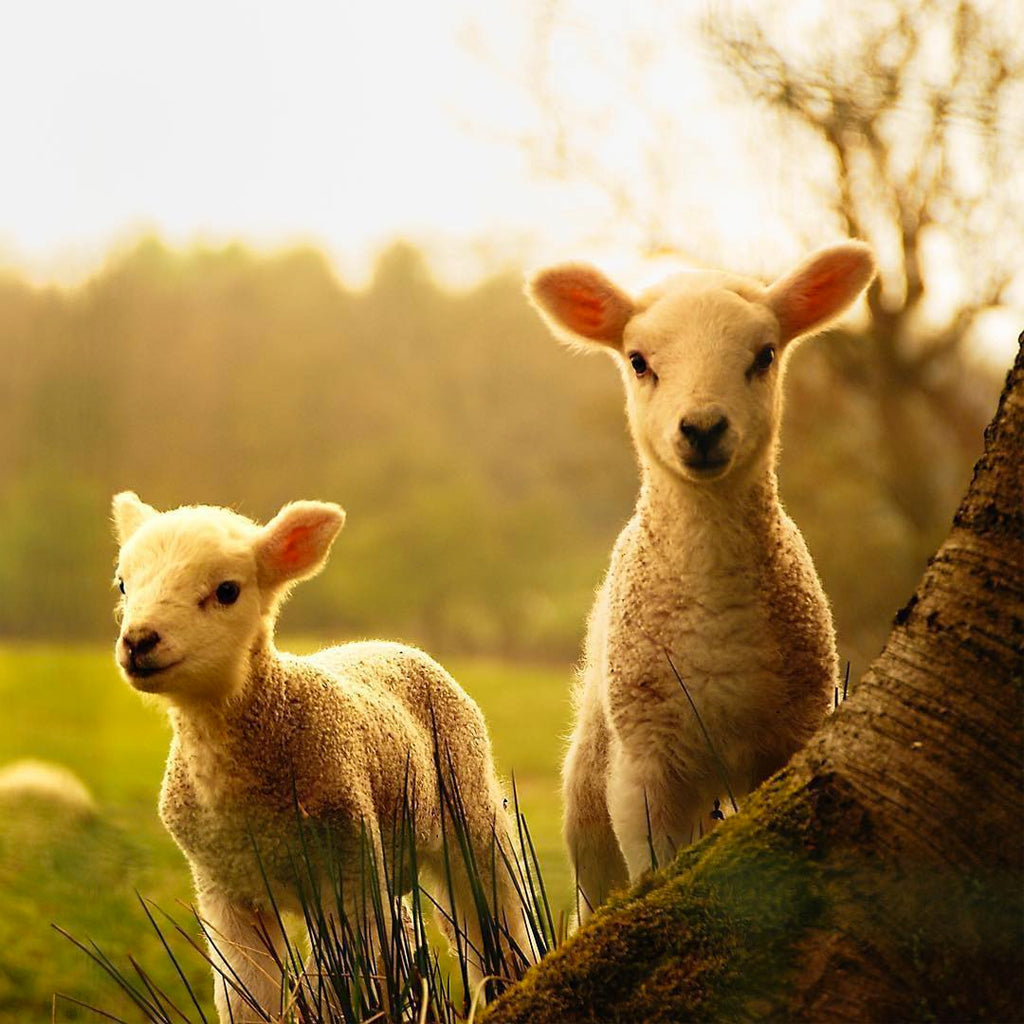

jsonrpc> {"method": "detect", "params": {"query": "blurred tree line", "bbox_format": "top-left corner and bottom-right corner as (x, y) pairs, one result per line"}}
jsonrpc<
(0, 236), (1002, 666)
(0, 239), (633, 657)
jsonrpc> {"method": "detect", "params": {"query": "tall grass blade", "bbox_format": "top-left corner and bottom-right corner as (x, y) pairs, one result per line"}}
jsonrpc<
(126, 955), (186, 1024)
(53, 924), (165, 1022)
(643, 789), (658, 872)
(52, 992), (131, 1023)
(136, 894), (209, 1024)
(666, 652), (740, 814)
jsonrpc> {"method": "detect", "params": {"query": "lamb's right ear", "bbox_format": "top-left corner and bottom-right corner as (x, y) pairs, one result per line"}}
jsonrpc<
(528, 263), (635, 349)
(256, 501), (346, 589)
(112, 491), (158, 545)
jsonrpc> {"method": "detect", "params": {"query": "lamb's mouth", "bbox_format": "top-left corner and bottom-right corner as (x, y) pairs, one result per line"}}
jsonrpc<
(682, 456), (731, 479)
(125, 659), (183, 683)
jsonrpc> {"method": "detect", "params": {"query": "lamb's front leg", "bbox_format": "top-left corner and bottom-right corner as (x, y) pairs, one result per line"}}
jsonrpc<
(605, 750), (708, 880)
(563, 687), (629, 922)
(198, 889), (288, 1024)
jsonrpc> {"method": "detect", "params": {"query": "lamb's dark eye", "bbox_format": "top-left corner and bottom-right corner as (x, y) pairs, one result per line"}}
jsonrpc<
(628, 352), (649, 377)
(118, 578), (125, 595)
(748, 345), (776, 378)
(215, 581), (240, 606)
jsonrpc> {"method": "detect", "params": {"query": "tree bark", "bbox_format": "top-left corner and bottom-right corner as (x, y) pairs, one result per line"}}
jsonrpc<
(486, 340), (1023, 1023)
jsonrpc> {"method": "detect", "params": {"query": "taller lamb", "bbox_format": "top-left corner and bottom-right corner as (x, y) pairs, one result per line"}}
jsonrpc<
(528, 241), (876, 921)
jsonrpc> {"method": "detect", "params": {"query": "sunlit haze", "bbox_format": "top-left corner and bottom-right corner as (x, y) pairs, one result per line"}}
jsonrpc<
(0, 1), (787, 286)
(0, 0), (1019, 363)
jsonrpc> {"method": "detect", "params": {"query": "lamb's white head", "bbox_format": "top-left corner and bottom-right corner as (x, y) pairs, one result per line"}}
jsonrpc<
(529, 242), (875, 487)
(111, 493), (345, 703)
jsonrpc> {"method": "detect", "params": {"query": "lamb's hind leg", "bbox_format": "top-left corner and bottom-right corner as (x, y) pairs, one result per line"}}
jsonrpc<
(605, 752), (708, 881)
(563, 690), (628, 924)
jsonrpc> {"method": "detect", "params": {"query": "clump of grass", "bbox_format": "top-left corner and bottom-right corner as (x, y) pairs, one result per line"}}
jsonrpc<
(54, 734), (564, 1024)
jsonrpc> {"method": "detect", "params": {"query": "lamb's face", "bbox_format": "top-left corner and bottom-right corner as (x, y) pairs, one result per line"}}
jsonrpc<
(619, 279), (782, 485)
(111, 494), (345, 704)
(528, 242), (876, 489)
(114, 508), (264, 700)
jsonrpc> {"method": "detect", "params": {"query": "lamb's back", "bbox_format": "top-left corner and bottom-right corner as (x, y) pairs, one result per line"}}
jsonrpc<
(312, 640), (496, 775)
(311, 640), (509, 853)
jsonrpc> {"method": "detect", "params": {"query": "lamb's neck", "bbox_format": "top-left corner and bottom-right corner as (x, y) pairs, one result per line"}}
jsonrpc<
(167, 641), (283, 755)
(635, 463), (782, 570)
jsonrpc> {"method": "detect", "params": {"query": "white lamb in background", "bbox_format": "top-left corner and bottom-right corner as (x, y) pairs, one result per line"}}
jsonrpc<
(0, 759), (96, 816)
(111, 492), (529, 1023)
(528, 242), (876, 921)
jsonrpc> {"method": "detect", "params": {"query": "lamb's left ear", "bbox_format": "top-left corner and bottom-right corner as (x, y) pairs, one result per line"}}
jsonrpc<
(256, 501), (346, 588)
(112, 491), (159, 546)
(767, 242), (876, 345)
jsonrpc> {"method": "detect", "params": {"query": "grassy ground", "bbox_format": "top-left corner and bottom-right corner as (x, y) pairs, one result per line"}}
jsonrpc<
(0, 641), (574, 1023)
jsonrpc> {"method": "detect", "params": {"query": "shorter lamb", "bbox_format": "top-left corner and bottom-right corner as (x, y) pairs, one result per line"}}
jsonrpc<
(111, 493), (528, 1022)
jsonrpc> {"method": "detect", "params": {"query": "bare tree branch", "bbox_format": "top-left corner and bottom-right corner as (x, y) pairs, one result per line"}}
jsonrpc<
(703, 0), (1023, 376)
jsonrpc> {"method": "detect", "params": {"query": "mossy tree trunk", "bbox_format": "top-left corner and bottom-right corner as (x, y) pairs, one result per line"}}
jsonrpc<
(487, 340), (1023, 1023)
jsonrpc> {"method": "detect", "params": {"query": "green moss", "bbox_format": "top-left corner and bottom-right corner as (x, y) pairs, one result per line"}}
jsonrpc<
(489, 761), (1023, 1023)
(486, 768), (845, 1022)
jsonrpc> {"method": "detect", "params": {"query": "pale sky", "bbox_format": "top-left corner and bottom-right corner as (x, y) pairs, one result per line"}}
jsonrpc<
(0, 0), (779, 286)
(0, 0), (1019, 364)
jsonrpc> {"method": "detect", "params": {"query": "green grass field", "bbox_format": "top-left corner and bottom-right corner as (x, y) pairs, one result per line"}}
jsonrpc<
(0, 642), (574, 1023)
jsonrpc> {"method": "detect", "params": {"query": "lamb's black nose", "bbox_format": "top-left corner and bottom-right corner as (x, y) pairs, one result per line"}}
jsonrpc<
(122, 628), (160, 657)
(679, 414), (729, 455)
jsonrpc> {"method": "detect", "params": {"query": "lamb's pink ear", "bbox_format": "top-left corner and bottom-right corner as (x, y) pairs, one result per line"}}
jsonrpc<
(767, 242), (876, 344)
(528, 263), (635, 348)
(112, 491), (158, 545)
(256, 501), (346, 588)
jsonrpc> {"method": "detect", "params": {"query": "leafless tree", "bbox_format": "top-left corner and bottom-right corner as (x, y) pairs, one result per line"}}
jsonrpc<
(704, 0), (1024, 532)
